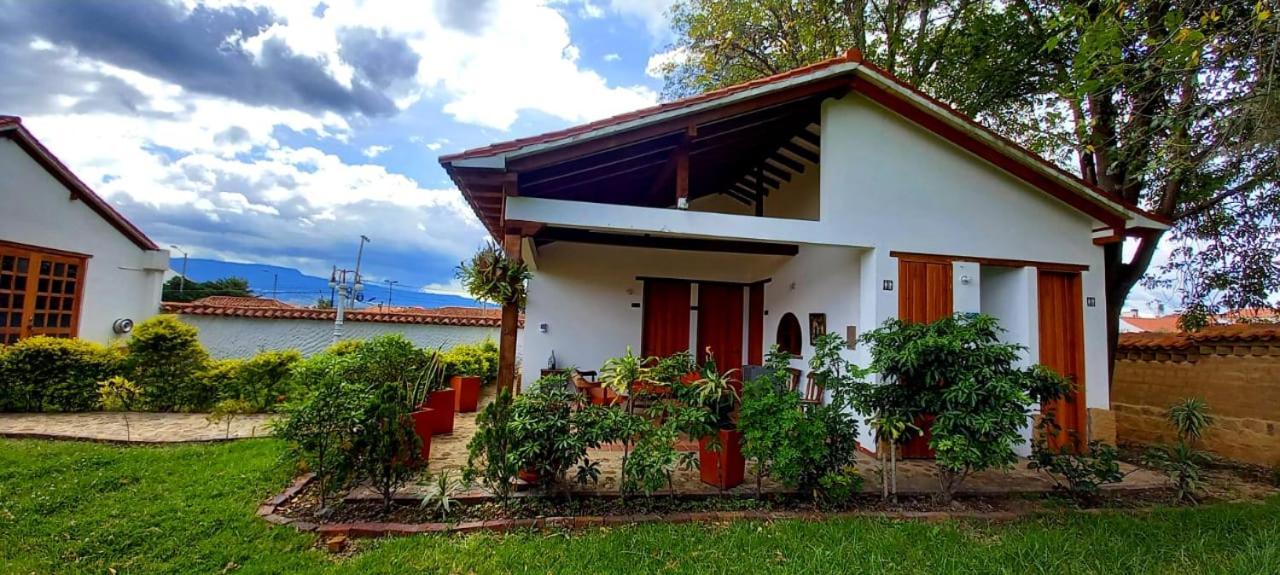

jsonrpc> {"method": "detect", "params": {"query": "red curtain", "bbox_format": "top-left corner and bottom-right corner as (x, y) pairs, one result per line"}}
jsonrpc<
(641, 280), (691, 358)
(696, 283), (744, 376)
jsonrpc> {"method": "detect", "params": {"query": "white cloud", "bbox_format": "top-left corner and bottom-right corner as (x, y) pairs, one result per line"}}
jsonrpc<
(645, 46), (688, 79)
(420, 279), (472, 297)
(603, 53), (621, 62)
(362, 144), (392, 158)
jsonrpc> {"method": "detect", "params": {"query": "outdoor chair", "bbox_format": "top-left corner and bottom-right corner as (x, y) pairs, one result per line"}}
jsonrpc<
(800, 372), (824, 407)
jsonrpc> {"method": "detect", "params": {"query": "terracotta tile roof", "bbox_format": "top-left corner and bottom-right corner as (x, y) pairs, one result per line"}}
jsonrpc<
(1, 115), (159, 251)
(190, 296), (297, 309)
(162, 301), (512, 328)
(1120, 315), (1182, 333)
(1118, 324), (1280, 351)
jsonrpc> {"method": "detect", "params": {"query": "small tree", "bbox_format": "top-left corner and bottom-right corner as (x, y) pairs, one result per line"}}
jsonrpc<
(739, 346), (804, 496)
(207, 398), (254, 439)
(1143, 398), (1215, 503)
(272, 355), (368, 510)
(465, 388), (520, 503)
(862, 314), (1069, 503)
(98, 376), (140, 441)
(356, 378), (421, 513)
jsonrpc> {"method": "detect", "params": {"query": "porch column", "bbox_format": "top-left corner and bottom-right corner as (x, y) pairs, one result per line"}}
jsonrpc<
(497, 231), (523, 393)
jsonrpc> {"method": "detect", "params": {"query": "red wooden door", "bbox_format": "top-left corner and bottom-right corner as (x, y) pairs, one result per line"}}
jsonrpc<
(897, 258), (953, 458)
(1037, 271), (1086, 453)
(641, 280), (691, 358)
(697, 283), (744, 377)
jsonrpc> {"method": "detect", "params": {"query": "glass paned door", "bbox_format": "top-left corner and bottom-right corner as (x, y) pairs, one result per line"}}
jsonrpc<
(0, 244), (85, 343)
(0, 250), (31, 345)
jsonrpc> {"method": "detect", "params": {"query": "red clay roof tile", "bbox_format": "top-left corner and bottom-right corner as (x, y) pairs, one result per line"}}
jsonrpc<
(162, 301), (513, 328)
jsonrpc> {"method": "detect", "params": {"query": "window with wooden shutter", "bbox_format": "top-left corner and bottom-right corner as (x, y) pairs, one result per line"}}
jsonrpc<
(0, 241), (87, 344)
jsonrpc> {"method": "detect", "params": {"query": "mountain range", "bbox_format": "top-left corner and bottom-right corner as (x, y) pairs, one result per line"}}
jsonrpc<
(170, 258), (483, 310)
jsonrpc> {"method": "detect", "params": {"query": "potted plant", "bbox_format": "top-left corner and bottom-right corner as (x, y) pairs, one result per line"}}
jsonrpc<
(687, 361), (745, 489)
(443, 343), (491, 412)
(601, 346), (650, 413)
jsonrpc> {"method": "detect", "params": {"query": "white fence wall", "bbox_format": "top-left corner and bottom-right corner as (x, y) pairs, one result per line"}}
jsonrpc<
(176, 315), (504, 358)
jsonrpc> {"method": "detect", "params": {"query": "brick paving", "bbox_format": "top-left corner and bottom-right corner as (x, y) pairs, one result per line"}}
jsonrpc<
(0, 411), (275, 442)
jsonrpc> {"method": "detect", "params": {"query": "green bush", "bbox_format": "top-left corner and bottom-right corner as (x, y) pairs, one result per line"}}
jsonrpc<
(273, 353), (370, 508)
(442, 339), (499, 383)
(213, 350), (302, 411)
(0, 336), (122, 412)
(325, 339), (364, 356)
(126, 315), (212, 412)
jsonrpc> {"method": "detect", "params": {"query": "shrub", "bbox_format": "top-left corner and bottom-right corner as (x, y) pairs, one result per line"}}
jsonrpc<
(0, 336), (122, 412)
(214, 350), (302, 411)
(98, 375), (140, 441)
(273, 354), (369, 509)
(325, 339), (364, 356)
(355, 375), (422, 512)
(207, 398), (254, 439)
(509, 375), (587, 492)
(861, 313), (1070, 503)
(1143, 397), (1215, 503)
(126, 315), (211, 411)
(1029, 438), (1126, 502)
(740, 347), (809, 495)
(465, 387), (519, 502)
(442, 339), (499, 383)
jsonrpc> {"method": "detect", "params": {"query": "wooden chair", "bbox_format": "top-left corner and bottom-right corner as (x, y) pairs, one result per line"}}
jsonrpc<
(800, 372), (824, 407)
(784, 367), (802, 393)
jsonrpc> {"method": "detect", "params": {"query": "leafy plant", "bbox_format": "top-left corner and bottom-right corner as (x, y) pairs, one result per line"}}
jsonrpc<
(0, 336), (122, 412)
(206, 398), (254, 439)
(601, 346), (649, 412)
(271, 355), (368, 510)
(1029, 437), (1126, 502)
(1143, 398), (1216, 503)
(355, 377), (421, 513)
(465, 388), (519, 503)
(126, 315), (212, 412)
(739, 346), (806, 496)
(620, 402), (703, 496)
(861, 313), (1070, 503)
(98, 376), (140, 441)
(867, 413), (916, 501)
(456, 242), (532, 308)
(420, 470), (465, 520)
(215, 350), (301, 411)
(442, 339), (499, 383)
(509, 375), (586, 493)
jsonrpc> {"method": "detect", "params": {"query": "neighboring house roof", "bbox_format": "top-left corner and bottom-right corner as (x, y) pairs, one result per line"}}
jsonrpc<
(441, 50), (1170, 239)
(1118, 324), (1280, 351)
(190, 296), (298, 309)
(1120, 315), (1182, 333)
(0, 115), (159, 251)
(162, 300), (510, 328)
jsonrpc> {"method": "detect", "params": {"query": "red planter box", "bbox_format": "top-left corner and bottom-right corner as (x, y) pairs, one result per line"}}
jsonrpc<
(425, 388), (456, 435)
(410, 409), (434, 463)
(699, 428), (745, 489)
(451, 375), (482, 413)
(517, 468), (540, 485)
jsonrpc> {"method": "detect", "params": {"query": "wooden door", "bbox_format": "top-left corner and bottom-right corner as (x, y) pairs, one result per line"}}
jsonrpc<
(1037, 270), (1086, 452)
(696, 283), (744, 377)
(641, 280), (691, 358)
(897, 258), (953, 458)
(0, 243), (85, 344)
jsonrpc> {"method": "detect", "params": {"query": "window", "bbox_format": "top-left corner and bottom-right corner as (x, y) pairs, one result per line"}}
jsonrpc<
(0, 242), (86, 345)
(776, 312), (802, 357)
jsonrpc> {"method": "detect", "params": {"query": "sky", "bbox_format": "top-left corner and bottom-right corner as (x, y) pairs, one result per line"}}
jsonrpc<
(0, 0), (680, 300)
(0, 0), (1180, 314)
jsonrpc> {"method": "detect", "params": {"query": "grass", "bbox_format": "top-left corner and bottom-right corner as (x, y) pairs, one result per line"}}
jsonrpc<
(2, 438), (1279, 574)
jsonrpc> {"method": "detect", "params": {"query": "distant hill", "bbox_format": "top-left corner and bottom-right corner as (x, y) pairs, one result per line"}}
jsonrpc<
(170, 258), (483, 310)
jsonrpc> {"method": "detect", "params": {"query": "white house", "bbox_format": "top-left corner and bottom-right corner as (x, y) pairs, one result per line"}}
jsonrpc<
(440, 51), (1169, 452)
(0, 116), (168, 345)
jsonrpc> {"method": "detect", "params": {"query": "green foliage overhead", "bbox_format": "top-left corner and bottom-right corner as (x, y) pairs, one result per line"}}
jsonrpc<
(161, 276), (252, 303)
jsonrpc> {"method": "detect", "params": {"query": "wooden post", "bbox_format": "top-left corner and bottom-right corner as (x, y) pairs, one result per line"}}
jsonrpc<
(497, 231), (523, 393)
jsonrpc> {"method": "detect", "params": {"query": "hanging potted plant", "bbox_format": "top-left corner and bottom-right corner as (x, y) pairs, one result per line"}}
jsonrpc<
(687, 361), (744, 489)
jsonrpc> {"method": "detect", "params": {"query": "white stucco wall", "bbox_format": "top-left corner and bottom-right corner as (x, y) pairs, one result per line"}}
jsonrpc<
(0, 139), (166, 344)
(512, 91), (1115, 441)
(175, 315), (503, 358)
(980, 265), (1041, 455)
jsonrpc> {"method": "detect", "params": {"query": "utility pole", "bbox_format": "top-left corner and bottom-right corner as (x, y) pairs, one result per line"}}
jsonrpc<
(385, 279), (398, 308)
(169, 245), (189, 296)
(260, 269), (278, 300)
(353, 235), (370, 302)
(328, 266), (362, 344)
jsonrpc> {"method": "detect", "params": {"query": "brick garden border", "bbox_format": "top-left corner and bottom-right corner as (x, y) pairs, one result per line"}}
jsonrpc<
(258, 473), (1034, 548)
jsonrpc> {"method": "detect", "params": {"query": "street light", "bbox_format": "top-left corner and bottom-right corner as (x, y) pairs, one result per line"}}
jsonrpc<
(169, 245), (189, 296)
(384, 279), (399, 308)
(259, 269), (278, 301)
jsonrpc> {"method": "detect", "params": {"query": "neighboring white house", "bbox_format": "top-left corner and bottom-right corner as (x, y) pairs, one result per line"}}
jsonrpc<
(0, 116), (168, 345)
(163, 296), (508, 358)
(441, 50), (1169, 453)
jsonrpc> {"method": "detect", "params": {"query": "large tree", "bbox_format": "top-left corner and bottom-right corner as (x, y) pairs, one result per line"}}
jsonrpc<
(664, 0), (1280, 370)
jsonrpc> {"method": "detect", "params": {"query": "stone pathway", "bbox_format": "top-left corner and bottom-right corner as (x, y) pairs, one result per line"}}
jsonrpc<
(0, 411), (275, 443)
(352, 385), (1168, 501)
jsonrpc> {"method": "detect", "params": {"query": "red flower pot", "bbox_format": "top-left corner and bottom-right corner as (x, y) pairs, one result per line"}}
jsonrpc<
(426, 388), (456, 435)
(517, 468), (540, 484)
(680, 372), (701, 386)
(451, 375), (482, 413)
(699, 428), (745, 489)
(410, 409), (434, 463)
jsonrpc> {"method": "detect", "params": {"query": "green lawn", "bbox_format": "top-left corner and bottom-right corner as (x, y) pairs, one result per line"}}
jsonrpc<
(2, 438), (1279, 574)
